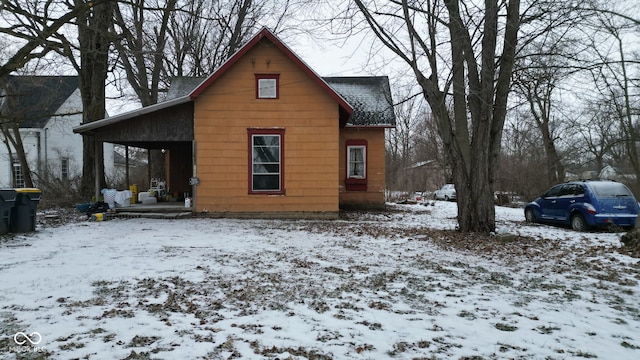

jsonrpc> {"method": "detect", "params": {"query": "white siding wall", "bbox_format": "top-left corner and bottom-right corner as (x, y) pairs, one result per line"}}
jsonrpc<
(0, 88), (115, 188)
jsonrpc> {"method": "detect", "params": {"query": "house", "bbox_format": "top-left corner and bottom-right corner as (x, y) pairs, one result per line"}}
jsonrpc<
(0, 76), (115, 188)
(73, 28), (396, 218)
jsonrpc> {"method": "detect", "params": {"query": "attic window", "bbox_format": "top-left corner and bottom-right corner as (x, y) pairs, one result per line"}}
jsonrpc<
(256, 74), (279, 99)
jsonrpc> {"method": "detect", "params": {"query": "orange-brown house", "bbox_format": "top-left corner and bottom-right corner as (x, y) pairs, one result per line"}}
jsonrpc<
(74, 28), (395, 218)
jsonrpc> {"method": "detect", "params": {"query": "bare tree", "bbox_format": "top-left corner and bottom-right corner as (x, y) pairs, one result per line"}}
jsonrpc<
(71, 0), (115, 196)
(513, 58), (568, 185)
(346, 0), (520, 232)
(0, 0), (98, 189)
(578, 2), (640, 191)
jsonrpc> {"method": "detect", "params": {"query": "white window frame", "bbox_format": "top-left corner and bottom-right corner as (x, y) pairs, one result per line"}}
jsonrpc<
(347, 145), (366, 179)
(61, 157), (69, 180)
(257, 78), (277, 99)
(251, 133), (282, 192)
(12, 157), (24, 188)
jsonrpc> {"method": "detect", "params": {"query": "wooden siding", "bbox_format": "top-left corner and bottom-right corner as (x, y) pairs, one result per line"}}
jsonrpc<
(193, 39), (340, 214)
(339, 127), (387, 209)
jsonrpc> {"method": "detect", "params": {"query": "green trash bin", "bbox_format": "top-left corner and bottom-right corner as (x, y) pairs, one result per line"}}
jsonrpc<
(0, 189), (17, 235)
(10, 188), (42, 233)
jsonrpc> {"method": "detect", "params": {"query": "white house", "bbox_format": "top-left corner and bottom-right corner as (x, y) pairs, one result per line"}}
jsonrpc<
(0, 76), (115, 188)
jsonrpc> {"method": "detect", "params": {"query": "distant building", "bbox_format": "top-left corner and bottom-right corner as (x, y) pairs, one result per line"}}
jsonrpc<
(0, 75), (115, 188)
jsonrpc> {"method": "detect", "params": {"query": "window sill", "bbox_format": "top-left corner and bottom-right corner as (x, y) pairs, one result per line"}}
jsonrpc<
(345, 178), (367, 191)
(248, 190), (286, 196)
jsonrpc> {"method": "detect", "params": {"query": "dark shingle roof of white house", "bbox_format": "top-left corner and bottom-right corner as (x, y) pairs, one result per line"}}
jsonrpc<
(0, 76), (79, 128)
(166, 76), (395, 127)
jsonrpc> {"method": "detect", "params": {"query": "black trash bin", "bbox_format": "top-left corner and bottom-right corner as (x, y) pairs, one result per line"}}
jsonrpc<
(10, 188), (42, 233)
(0, 189), (17, 235)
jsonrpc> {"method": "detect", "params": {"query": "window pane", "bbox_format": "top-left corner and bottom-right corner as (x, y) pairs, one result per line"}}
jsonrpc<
(258, 79), (277, 98)
(252, 147), (279, 163)
(253, 175), (280, 190)
(349, 163), (364, 177)
(348, 146), (365, 178)
(254, 135), (279, 146)
(253, 163), (280, 174)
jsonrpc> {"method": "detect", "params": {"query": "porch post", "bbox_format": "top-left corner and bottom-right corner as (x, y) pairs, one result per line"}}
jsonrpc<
(125, 145), (130, 188)
(94, 138), (100, 201)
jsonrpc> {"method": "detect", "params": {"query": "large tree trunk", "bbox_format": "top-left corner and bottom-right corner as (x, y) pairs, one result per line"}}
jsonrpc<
(77, 0), (114, 196)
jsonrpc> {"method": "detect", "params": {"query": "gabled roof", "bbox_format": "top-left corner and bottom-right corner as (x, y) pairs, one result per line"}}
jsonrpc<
(75, 28), (395, 134)
(0, 76), (79, 128)
(188, 28), (352, 117)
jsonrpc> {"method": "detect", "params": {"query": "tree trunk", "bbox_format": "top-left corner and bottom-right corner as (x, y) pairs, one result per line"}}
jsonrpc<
(77, 0), (114, 196)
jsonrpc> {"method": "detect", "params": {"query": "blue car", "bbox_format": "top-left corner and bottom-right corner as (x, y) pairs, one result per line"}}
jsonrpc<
(524, 180), (639, 231)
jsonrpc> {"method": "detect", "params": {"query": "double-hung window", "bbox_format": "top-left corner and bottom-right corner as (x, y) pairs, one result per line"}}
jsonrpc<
(348, 146), (366, 179)
(249, 129), (284, 194)
(345, 139), (368, 191)
(12, 157), (24, 188)
(61, 158), (69, 180)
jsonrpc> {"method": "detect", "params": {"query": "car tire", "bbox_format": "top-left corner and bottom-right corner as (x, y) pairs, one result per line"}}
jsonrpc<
(524, 208), (536, 223)
(571, 214), (588, 232)
(444, 195), (449, 201)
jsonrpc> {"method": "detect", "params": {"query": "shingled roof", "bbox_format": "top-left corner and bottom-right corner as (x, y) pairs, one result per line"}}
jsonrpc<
(0, 76), (79, 128)
(167, 75), (395, 127)
(323, 76), (395, 127)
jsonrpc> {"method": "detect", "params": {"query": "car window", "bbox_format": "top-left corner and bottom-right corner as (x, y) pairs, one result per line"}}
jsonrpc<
(558, 184), (576, 197)
(575, 184), (585, 196)
(544, 185), (562, 197)
(590, 182), (634, 198)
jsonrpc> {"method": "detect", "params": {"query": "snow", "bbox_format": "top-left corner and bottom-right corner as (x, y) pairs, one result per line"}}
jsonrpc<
(1, 201), (639, 359)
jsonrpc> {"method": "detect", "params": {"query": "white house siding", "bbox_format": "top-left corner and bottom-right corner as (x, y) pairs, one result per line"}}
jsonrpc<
(0, 88), (115, 188)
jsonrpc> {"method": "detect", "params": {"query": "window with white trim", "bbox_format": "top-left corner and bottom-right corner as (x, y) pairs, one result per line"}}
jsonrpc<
(12, 157), (24, 188)
(255, 74), (279, 99)
(347, 145), (366, 179)
(61, 158), (69, 180)
(249, 129), (284, 193)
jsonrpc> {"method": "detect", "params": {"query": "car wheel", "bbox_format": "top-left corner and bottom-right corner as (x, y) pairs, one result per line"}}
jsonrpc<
(524, 208), (536, 223)
(444, 195), (450, 201)
(571, 214), (588, 232)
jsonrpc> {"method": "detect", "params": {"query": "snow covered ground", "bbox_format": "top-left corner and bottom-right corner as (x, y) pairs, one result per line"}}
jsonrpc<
(0, 201), (639, 359)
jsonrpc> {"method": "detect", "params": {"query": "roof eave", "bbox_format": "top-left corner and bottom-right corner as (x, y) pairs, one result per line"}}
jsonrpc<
(73, 96), (191, 134)
(345, 124), (396, 129)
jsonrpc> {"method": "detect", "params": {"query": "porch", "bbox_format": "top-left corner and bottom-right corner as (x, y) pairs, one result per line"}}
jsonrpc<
(112, 202), (192, 219)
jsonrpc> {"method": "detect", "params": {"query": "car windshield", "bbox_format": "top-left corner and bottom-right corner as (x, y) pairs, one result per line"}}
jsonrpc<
(590, 182), (634, 198)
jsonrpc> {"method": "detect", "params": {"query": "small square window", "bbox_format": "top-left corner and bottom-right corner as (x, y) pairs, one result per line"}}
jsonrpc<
(256, 74), (279, 99)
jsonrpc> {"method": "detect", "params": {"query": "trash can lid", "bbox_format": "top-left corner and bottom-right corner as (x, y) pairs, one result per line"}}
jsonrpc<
(0, 189), (17, 201)
(15, 188), (41, 193)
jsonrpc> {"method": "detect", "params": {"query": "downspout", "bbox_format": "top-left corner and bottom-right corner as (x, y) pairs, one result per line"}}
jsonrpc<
(44, 127), (48, 179)
(192, 140), (196, 210)
(36, 130), (41, 178)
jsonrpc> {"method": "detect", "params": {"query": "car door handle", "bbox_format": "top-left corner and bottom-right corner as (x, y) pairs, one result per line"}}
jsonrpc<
(551, 200), (556, 204)
(570, 200), (576, 203)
